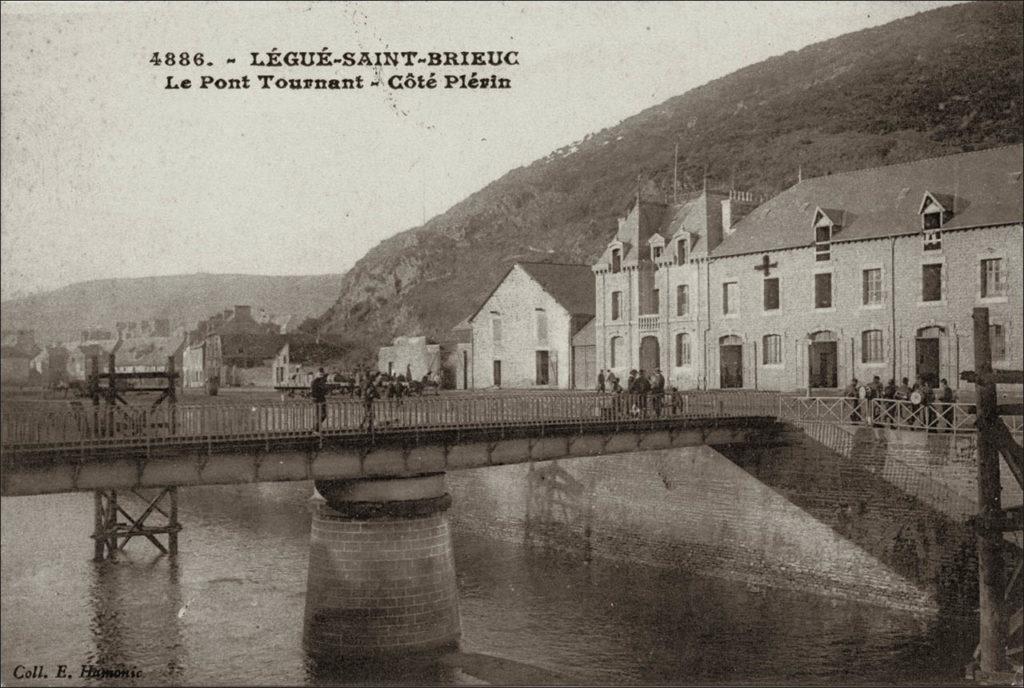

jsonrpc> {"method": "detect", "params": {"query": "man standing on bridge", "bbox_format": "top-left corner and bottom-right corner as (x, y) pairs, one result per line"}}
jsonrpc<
(650, 369), (665, 417)
(311, 368), (329, 432)
(359, 378), (379, 432)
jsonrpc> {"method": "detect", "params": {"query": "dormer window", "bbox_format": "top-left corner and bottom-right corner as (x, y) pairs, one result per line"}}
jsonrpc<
(676, 237), (688, 265)
(813, 208), (840, 262)
(611, 248), (621, 273)
(652, 246), (662, 261)
(919, 192), (953, 251)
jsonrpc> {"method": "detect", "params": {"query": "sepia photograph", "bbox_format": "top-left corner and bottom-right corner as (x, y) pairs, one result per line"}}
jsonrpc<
(1, 1), (1021, 685)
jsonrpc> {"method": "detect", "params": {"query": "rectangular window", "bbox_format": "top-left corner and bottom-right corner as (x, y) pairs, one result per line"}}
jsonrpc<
(535, 309), (548, 344)
(814, 273), (832, 309)
(815, 225), (831, 262)
(652, 289), (660, 313)
(981, 258), (1006, 298)
(676, 239), (688, 265)
(862, 268), (882, 305)
(676, 285), (690, 316)
(611, 291), (621, 321)
(652, 246), (663, 261)
(723, 282), (738, 315)
(763, 278), (779, 311)
(762, 334), (782, 365)
(922, 264), (942, 302)
(990, 324), (1006, 360)
(492, 317), (502, 343)
(611, 249), (621, 273)
(535, 350), (550, 385)
(675, 333), (691, 366)
(862, 330), (884, 363)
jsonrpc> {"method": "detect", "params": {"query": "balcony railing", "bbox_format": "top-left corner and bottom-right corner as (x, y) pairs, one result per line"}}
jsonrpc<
(638, 314), (660, 332)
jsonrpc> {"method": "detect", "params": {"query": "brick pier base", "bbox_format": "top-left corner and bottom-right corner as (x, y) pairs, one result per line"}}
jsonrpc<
(303, 474), (461, 661)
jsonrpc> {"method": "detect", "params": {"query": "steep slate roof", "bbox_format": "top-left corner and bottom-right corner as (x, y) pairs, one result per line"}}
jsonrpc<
(280, 333), (348, 364)
(466, 262), (596, 324)
(517, 262), (595, 318)
(571, 318), (595, 347)
(712, 145), (1024, 258)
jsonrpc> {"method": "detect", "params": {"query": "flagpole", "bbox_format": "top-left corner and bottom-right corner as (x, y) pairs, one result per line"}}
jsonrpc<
(673, 142), (679, 204)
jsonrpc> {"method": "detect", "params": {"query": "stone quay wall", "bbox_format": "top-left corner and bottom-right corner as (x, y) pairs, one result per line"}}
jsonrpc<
(447, 425), (1003, 614)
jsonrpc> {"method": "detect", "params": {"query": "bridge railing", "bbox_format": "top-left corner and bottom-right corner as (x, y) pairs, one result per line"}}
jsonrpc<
(0, 390), (780, 448)
(4, 392), (1018, 450)
(779, 396), (989, 434)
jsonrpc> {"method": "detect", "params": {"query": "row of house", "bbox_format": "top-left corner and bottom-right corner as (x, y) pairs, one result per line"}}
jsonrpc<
(412, 145), (1021, 393)
(181, 305), (347, 390)
(1, 327), (190, 389)
(2, 305), (308, 392)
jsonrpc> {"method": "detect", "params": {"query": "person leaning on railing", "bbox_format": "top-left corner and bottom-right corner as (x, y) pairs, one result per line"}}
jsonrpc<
(882, 378), (897, 428)
(845, 378), (861, 423)
(937, 378), (956, 431)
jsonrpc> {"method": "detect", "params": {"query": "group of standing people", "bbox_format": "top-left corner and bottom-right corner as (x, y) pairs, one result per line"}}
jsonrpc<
(309, 367), (385, 433)
(844, 374), (957, 430)
(597, 368), (670, 417)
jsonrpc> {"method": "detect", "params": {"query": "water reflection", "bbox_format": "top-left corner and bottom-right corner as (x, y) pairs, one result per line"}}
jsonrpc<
(88, 558), (186, 684)
(1, 480), (979, 686)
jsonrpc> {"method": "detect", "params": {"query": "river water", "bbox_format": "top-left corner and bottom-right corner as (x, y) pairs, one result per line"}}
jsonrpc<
(1, 480), (974, 686)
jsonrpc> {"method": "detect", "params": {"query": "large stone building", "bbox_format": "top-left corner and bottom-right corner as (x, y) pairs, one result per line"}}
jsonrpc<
(465, 262), (594, 389)
(182, 305), (284, 388)
(593, 145), (1023, 392)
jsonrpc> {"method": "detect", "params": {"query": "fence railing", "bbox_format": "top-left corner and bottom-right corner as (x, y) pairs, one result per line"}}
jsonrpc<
(0, 391), (778, 449)
(1, 392), (1019, 451)
(778, 397), (987, 434)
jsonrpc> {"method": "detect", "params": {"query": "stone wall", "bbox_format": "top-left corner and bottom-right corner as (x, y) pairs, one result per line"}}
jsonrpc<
(447, 425), (998, 614)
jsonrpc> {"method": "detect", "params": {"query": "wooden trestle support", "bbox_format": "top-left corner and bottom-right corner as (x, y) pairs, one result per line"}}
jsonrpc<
(92, 487), (181, 561)
(87, 351), (183, 561)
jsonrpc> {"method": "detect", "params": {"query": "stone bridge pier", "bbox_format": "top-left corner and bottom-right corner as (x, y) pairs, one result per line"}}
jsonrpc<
(304, 474), (461, 661)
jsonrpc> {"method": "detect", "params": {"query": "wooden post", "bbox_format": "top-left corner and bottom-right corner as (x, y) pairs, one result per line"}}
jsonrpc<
(167, 355), (177, 434)
(972, 307), (1007, 673)
(105, 491), (119, 562)
(106, 352), (117, 436)
(168, 487), (179, 558)
(93, 492), (106, 561)
(90, 355), (100, 439)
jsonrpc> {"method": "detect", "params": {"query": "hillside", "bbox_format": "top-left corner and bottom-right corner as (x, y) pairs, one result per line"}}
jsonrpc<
(1, 273), (344, 343)
(316, 1), (1023, 358)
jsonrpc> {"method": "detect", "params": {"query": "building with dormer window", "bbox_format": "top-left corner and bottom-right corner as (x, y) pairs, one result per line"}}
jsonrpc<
(593, 145), (1022, 392)
(592, 182), (760, 388)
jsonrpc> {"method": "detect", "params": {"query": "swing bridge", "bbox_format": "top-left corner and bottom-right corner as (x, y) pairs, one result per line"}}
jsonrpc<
(0, 308), (1021, 678)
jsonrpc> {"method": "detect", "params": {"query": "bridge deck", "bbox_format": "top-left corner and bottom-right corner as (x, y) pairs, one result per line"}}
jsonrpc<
(1, 392), (1020, 496)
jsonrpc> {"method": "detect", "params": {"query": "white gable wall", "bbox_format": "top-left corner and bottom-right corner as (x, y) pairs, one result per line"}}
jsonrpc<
(469, 265), (574, 389)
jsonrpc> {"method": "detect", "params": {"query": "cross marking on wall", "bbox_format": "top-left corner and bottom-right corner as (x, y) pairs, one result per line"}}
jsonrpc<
(754, 254), (778, 276)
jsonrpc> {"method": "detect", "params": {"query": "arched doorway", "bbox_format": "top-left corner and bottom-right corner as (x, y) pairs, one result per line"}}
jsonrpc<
(808, 330), (838, 389)
(639, 336), (660, 373)
(915, 325), (945, 387)
(719, 335), (743, 389)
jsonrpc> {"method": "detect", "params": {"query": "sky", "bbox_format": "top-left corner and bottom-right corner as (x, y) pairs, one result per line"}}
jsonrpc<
(0, 0), (960, 300)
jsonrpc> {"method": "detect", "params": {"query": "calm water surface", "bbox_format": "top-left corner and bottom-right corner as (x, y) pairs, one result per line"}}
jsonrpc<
(1, 481), (974, 685)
